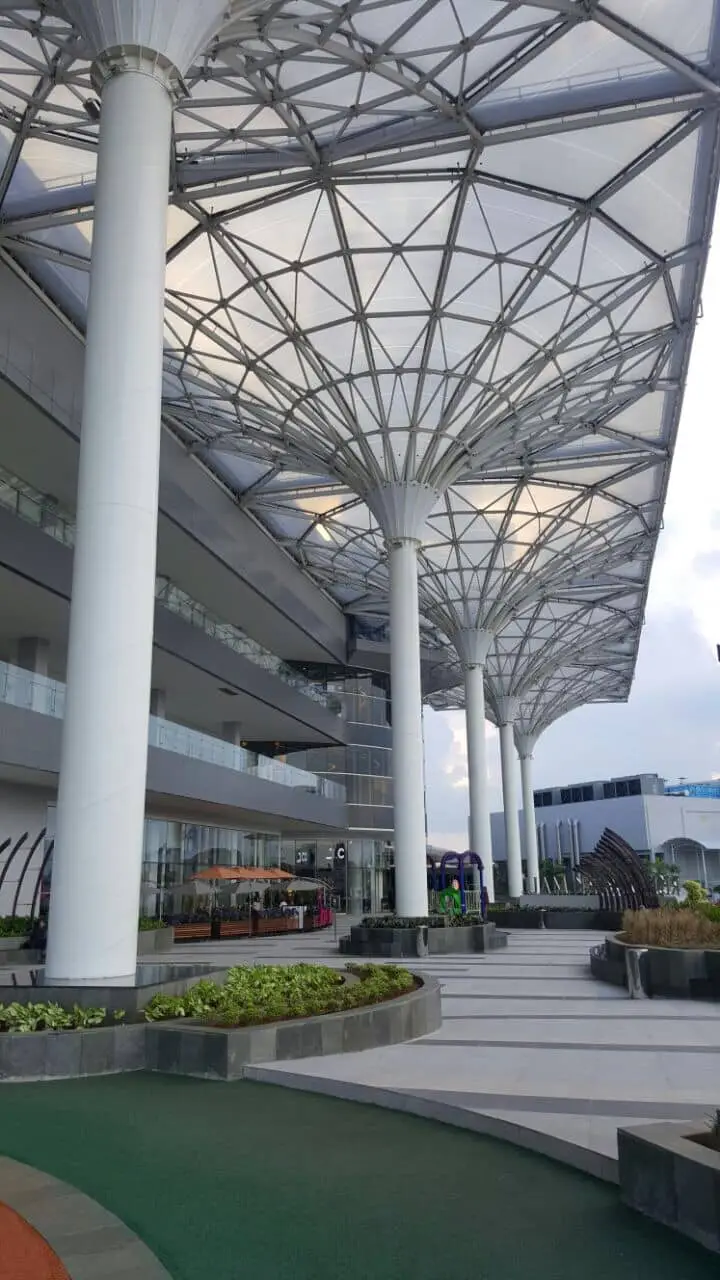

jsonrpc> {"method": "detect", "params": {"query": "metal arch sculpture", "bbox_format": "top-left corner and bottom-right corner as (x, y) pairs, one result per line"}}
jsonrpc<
(0, 832), (29, 902)
(29, 840), (54, 922)
(11, 829), (48, 919)
(579, 828), (658, 911)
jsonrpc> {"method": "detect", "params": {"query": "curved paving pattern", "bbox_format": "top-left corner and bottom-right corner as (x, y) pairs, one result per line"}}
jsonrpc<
(0, 1157), (171, 1280)
(0, 1075), (717, 1280)
(0, 1202), (70, 1280)
(169, 928), (720, 1172)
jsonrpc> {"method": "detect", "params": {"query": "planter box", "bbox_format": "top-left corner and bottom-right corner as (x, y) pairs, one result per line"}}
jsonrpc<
(0, 1024), (147, 1081)
(593, 936), (720, 998)
(137, 927), (174, 956)
(340, 922), (506, 958)
(0, 976), (440, 1081)
(0, 936), (29, 952)
(488, 909), (622, 931)
(545, 910), (622, 931)
(147, 975), (441, 1079)
(589, 943), (626, 988)
(618, 1123), (720, 1253)
(487, 910), (540, 930)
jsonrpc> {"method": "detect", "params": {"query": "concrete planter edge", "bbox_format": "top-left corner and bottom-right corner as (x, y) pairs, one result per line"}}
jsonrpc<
(618, 1123), (720, 1253)
(0, 976), (441, 1082)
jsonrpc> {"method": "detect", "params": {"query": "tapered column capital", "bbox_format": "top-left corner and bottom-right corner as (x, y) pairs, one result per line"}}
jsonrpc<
(454, 627), (493, 669)
(365, 482), (440, 546)
(495, 695), (520, 726)
(62, 0), (234, 94)
(515, 731), (538, 760)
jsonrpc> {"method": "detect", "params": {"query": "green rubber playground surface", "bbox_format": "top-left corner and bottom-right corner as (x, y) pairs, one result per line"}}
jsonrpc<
(0, 1074), (714, 1280)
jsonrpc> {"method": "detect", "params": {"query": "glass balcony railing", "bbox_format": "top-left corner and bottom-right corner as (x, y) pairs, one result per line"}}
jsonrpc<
(0, 464), (75, 547)
(0, 662), (346, 803)
(155, 578), (341, 713)
(0, 465), (340, 714)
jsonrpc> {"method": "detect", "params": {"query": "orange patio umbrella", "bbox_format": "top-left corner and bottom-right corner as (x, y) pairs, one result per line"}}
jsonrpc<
(190, 866), (293, 882)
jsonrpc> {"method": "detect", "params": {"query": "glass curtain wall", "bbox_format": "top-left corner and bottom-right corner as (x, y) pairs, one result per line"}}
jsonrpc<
(141, 819), (281, 917)
(284, 672), (396, 915)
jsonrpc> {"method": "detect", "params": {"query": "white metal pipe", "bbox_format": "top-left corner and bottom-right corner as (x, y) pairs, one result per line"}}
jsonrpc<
(556, 821), (563, 861)
(46, 67), (173, 984)
(464, 662), (494, 902)
(519, 751), (540, 894)
(389, 538), (429, 918)
(499, 721), (523, 898)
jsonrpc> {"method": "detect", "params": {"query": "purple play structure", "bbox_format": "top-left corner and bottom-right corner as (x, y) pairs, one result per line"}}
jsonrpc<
(428, 850), (487, 918)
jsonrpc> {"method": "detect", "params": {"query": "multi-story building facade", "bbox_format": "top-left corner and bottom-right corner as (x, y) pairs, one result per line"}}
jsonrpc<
(0, 260), (444, 920)
(490, 774), (720, 891)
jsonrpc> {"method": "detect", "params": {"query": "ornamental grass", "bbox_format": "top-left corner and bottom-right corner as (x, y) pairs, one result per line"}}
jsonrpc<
(622, 907), (720, 949)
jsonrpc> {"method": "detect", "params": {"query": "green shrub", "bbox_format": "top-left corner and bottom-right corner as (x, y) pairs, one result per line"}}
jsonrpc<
(0, 916), (31, 938)
(683, 880), (709, 907)
(138, 917), (167, 931)
(0, 1002), (110, 1033)
(143, 995), (187, 1022)
(143, 962), (415, 1027)
(697, 902), (720, 924)
(361, 916), (483, 929)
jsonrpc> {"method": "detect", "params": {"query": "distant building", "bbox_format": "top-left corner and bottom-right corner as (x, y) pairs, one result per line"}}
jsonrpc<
(490, 774), (720, 890)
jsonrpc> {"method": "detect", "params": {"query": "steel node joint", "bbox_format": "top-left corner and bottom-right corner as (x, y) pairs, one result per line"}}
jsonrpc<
(62, 0), (233, 97)
(90, 45), (181, 97)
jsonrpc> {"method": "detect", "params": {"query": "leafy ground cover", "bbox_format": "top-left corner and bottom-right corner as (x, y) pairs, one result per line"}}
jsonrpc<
(0, 964), (416, 1033)
(143, 962), (415, 1025)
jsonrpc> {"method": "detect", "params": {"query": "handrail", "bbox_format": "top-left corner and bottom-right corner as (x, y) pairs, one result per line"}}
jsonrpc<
(0, 465), (340, 714)
(0, 662), (346, 802)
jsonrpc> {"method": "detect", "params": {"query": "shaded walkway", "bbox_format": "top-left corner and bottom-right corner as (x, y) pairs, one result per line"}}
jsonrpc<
(0, 1075), (716, 1280)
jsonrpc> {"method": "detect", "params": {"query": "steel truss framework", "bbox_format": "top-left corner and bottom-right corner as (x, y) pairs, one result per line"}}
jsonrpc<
(0, 1), (718, 732)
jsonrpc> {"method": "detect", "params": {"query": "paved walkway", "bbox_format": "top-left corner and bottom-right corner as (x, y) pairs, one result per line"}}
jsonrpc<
(169, 927), (720, 1175)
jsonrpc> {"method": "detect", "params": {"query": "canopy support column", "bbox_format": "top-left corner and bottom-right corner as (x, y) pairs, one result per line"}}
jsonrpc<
(516, 733), (540, 895)
(455, 628), (494, 903)
(496, 698), (523, 900)
(367, 483), (440, 919)
(46, 1), (231, 985)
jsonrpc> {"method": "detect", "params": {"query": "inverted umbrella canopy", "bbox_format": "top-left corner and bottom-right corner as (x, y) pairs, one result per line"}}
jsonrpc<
(190, 866), (292, 882)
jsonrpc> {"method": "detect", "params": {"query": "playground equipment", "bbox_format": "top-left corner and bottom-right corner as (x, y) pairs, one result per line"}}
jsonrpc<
(433, 851), (486, 918)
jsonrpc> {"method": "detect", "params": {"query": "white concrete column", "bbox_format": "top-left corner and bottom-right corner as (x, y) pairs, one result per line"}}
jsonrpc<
(455, 629), (494, 902)
(496, 698), (523, 899)
(46, 1), (231, 985)
(366, 483), (439, 918)
(516, 732), (540, 894)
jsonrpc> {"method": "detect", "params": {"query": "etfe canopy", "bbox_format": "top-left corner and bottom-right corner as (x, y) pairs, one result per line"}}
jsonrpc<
(0, 2), (718, 714)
